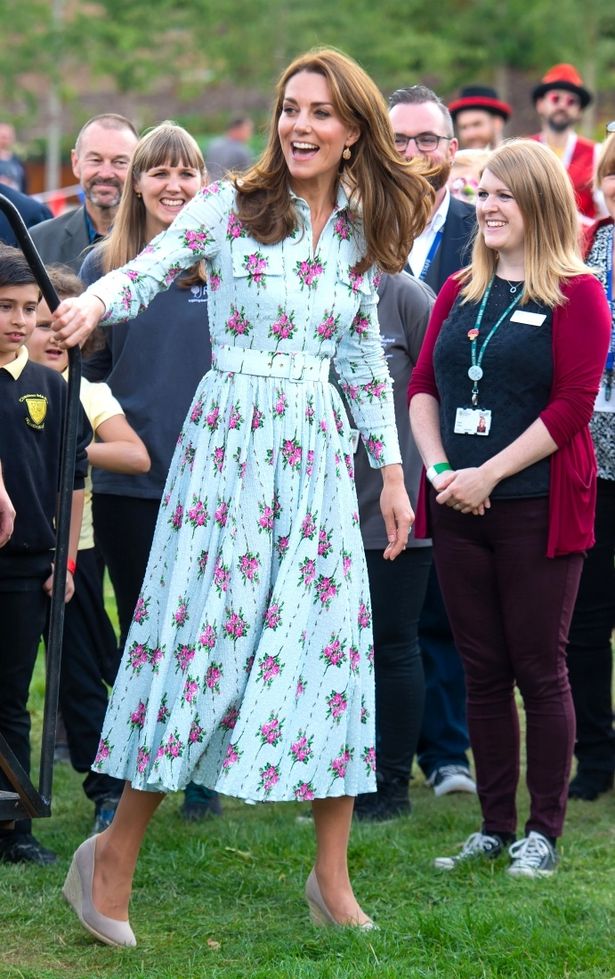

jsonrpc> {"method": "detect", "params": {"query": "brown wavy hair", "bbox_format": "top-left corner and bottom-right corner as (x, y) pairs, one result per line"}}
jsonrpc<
(233, 48), (435, 274)
(101, 121), (206, 287)
(458, 139), (589, 307)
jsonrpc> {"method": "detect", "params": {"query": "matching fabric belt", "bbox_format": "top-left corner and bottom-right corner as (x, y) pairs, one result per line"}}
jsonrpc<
(212, 344), (330, 383)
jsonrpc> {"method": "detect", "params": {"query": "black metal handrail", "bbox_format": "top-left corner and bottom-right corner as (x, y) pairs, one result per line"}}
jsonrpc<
(0, 193), (81, 822)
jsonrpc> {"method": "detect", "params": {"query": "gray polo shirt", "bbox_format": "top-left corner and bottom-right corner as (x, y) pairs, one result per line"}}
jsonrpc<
(335, 271), (435, 549)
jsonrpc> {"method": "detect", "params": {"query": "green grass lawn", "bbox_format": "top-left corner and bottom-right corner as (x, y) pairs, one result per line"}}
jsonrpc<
(2, 638), (614, 978)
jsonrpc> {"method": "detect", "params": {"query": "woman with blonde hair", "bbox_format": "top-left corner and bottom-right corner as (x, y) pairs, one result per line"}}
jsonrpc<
(53, 48), (432, 944)
(409, 139), (610, 877)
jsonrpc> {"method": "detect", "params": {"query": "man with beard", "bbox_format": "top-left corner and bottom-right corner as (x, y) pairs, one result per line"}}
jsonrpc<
(531, 64), (601, 223)
(31, 115), (138, 271)
(387, 85), (478, 799)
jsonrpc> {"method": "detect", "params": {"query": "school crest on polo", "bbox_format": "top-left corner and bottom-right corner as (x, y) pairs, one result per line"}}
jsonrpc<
(19, 393), (48, 429)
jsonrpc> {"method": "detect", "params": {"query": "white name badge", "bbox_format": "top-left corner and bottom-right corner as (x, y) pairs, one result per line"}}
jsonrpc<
(594, 385), (615, 413)
(454, 407), (492, 436)
(349, 428), (360, 452)
(510, 310), (547, 327)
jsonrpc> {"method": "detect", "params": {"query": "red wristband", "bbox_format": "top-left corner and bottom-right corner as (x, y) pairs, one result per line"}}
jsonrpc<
(67, 558), (77, 576)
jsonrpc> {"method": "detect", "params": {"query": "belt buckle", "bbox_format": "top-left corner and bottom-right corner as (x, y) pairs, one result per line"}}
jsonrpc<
(289, 352), (305, 381)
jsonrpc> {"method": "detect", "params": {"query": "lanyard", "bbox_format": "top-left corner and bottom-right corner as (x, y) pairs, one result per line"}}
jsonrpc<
(604, 225), (614, 399)
(419, 228), (444, 281)
(467, 277), (523, 406)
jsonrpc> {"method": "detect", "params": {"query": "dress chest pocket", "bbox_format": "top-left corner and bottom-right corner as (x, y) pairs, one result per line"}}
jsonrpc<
(231, 245), (284, 290)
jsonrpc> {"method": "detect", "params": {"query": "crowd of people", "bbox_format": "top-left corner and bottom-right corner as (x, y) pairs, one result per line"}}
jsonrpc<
(0, 49), (613, 948)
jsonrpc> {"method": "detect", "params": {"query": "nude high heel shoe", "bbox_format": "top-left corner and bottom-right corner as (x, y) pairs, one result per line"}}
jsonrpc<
(305, 868), (376, 930)
(62, 834), (136, 947)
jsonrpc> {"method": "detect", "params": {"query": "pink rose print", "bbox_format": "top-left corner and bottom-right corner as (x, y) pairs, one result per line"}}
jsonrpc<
(345, 267), (365, 293)
(205, 404), (220, 432)
(222, 742), (242, 770)
(362, 746), (377, 774)
(314, 311), (339, 343)
(209, 268), (221, 292)
(126, 269), (140, 283)
(269, 307), (296, 343)
(188, 718), (205, 745)
(264, 602), (283, 630)
(136, 746), (150, 774)
(212, 445), (225, 474)
(259, 763), (280, 795)
(360, 696), (369, 724)
(94, 737), (111, 767)
(173, 596), (189, 628)
(181, 228), (212, 253)
(365, 435), (385, 463)
(350, 312), (369, 338)
(295, 675), (307, 699)
(289, 732), (313, 765)
(229, 404), (243, 430)
(226, 211), (246, 240)
(306, 449), (315, 477)
(281, 437), (302, 470)
(187, 496), (209, 531)
(358, 601), (371, 631)
(243, 250), (269, 287)
(315, 574), (339, 609)
(341, 380), (359, 402)
(160, 730), (183, 760)
(119, 285), (133, 313)
(320, 636), (346, 669)
(220, 706), (240, 731)
(259, 713), (284, 748)
(181, 443), (196, 472)
(364, 379), (387, 401)
(367, 644), (375, 668)
(333, 212), (352, 241)
(182, 676), (199, 705)
(244, 653), (255, 674)
(239, 551), (260, 584)
(169, 503), (184, 531)
(257, 652), (282, 686)
(349, 646), (360, 673)
(342, 551), (352, 579)
(150, 646), (164, 672)
(295, 255), (326, 289)
(300, 511), (317, 540)
(294, 781), (316, 802)
(130, 700), (147, 729)
(275, 534), (289, 558)
(251, 406), (264, 430)
(373, 269), (383, 289)
(329, 746), (353, 780)
(273, 390), (287, 417)
(223, 609), (250, 644)
(198, 623), (217, 649)
(214, 499), (229, 527)
(258, 501), (275, 533)
(326, 691), (348, 723)
(344, 454), (354, 479)
(133, 595), (149, 624)
(352, 511), (360, 526)
(128, 641), (149, 674)
(298, 557), (316, 588)
(305, 397), (315, 424)
(226, 304), (252, 337)
(163, 262), (182, 286)
(213, 558), (231, 595)
(175, 643), (196, 673)
(205, 662), (223, 693)
(317, 527), (333, 558)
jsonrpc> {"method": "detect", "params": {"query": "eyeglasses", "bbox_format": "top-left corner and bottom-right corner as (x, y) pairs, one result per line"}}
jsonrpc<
(393, 132), (452, 152)
(546, 92), (579, 108)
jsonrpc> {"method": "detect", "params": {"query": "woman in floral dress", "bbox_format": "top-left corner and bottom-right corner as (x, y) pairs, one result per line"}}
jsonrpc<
(53, 48), (433, 945)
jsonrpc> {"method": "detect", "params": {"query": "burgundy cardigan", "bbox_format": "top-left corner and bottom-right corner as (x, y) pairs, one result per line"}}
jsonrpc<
(408, 273), (611, 557)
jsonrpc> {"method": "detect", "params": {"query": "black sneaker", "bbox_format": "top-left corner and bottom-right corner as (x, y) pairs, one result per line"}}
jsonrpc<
(181, 784), (222, 821)
(433, 831), (504, 870)
(427, 765), (477, 797)
(354, 779), (412, 822)
(568, 769), (614, 801)
(507, 832), (558, 878)
(0, 832), (57, 865)
(92, 797), (120, 834)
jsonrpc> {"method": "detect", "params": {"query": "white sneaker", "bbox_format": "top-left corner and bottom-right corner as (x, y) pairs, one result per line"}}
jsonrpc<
(434, 831), (504, 870)
(428, 765), (477, 797)
(507, 832), (558, 878)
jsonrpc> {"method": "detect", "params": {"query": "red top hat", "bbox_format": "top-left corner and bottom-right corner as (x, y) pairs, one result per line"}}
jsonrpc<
(449, 85), (512, 122)
(532, 64), (592, 108)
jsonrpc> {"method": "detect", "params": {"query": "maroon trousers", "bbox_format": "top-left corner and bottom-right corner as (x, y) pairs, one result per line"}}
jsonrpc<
(429, 494), (583, 839)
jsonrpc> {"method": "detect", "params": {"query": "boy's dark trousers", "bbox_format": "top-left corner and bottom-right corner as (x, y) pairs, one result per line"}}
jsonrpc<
(0, 584), (49, 837)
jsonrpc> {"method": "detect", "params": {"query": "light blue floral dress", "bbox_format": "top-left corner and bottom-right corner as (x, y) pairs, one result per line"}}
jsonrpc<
(91, 181), (401, 801)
